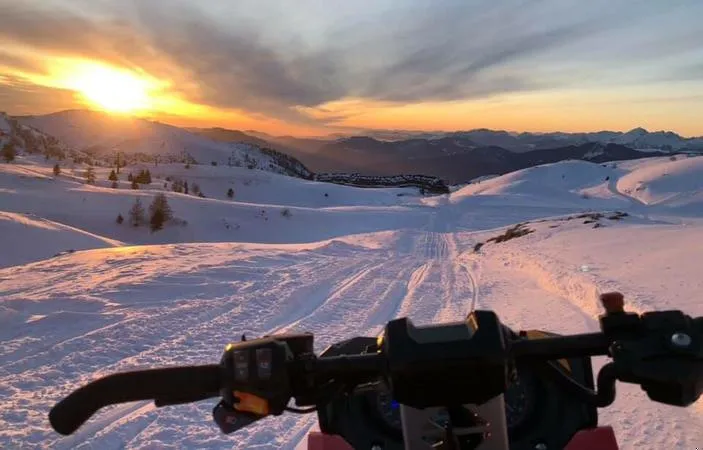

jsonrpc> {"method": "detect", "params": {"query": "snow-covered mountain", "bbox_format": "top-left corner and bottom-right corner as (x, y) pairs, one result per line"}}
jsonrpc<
(17, 110), (312, 178)
(448, 127), (703, 152)
(1, 112), (79, 161)
(1, 150), (702, 448)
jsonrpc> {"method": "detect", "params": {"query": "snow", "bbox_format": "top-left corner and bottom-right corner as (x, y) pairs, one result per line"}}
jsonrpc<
(0, 155), (429, 267)
(450, 160), (627, 208)
(1, 152), (702, 449)
(0, 212), (121, 267)
(617, 156), (703, 210)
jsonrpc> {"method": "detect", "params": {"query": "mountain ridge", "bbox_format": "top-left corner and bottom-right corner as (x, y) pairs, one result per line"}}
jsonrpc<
(13, 110), (313, 179)
(10, 109), (695, 186)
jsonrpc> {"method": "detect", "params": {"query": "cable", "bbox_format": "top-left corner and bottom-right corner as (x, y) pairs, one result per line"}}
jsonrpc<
(285, 406), (317, 413)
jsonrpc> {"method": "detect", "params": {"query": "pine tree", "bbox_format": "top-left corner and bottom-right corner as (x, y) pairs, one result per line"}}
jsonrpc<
(145, 169), (152, 184)
(150, 208), (165, 232)
(227, 188), (234, 198)
(131, 179), (139, 189)
(2, 143), (16, 163)
(128, 198), (145, 227)
(172, 179), (182, 193)
(149, 193), (173, 232)
(85, 166), (96, 184)
(128, 172), (133, 182)
(184, 181), (189, 195)
(108, 169), (117, 181)
(53, 164), (61, 176)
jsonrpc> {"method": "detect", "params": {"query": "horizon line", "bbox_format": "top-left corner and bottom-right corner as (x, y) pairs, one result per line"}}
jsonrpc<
(4, 107), (703, 140)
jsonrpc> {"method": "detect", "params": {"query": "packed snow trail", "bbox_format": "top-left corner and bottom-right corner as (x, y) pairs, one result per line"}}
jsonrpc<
(0, 229), (478, 449)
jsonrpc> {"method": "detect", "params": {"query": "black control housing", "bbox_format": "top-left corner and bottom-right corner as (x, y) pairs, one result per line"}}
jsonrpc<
(382, 311), (509, 408)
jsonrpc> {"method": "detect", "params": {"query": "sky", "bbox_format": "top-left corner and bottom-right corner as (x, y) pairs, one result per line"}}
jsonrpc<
(0, 0), (702, 136)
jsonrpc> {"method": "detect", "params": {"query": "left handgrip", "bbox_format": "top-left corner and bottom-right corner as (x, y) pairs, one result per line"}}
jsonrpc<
(49, 365), (222, 436)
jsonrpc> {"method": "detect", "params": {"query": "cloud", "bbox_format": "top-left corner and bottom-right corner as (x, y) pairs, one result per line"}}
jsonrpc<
(0, 75), (77, 114)
(0, 0), (701, 125)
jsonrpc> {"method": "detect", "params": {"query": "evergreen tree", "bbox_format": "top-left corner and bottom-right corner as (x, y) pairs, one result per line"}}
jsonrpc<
(108, 169), (117, 181)
(53, 164), (61, 176)
(227, 188), (234, 198)
(85, 166), (96, 184)
(149, 193), (173, 231)
(150, 208), (165, 232)
(131, 179), (139, 189)
(184, 181), (189, 195)
(2, 143), (16, 163)
(128, 172), (133, 182)
(145, 169), (152, 184)
(172, 179), (184, 193)
(128, 198), (145, 227)
(116, 213), (124, 224)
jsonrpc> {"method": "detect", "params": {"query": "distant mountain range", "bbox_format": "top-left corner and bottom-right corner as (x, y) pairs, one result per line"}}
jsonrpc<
(194, 129), (682, 184)
(346, 127), (703, 153)
(9, 110), (701, 185)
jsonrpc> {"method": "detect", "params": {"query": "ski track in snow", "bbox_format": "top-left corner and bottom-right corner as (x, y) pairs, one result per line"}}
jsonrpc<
(2, 155), (703, 449)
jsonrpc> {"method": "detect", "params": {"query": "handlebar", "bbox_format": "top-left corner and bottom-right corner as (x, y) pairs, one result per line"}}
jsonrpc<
(48, 292), (703, 437)
(49, 365), (222, 435)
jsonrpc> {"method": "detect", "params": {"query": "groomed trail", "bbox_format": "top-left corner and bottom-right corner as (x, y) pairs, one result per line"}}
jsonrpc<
(1, 155), (703, 449)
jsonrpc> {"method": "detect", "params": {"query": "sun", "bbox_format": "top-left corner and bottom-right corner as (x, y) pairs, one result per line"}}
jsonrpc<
(67, 62), (155, 114)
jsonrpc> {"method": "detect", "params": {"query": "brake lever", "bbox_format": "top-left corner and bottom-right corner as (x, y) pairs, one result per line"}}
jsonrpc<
(602, 304), (703, 407)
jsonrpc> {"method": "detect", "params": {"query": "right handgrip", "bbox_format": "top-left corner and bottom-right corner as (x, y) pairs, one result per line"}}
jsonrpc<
(49, 365), (222, 436)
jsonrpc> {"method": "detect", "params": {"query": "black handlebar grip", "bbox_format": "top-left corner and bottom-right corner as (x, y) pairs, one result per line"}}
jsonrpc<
(49, 365), (222, 436)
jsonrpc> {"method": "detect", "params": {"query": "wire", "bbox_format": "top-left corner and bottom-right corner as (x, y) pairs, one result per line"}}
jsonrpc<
(285, 406), (317, 414)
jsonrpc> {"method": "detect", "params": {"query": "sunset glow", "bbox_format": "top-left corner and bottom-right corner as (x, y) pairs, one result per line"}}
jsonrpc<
(0, 1), (702, 136)
(66, 63), (154, 114)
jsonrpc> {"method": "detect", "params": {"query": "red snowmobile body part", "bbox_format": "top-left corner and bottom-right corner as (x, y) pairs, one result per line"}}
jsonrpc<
(564, 426), (619, 450)
(307, 432), (353, 450)
(307, 426), (619, 450)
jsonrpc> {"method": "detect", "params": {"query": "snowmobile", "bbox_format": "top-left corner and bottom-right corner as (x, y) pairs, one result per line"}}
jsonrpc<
(49, 292), (702, 449)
